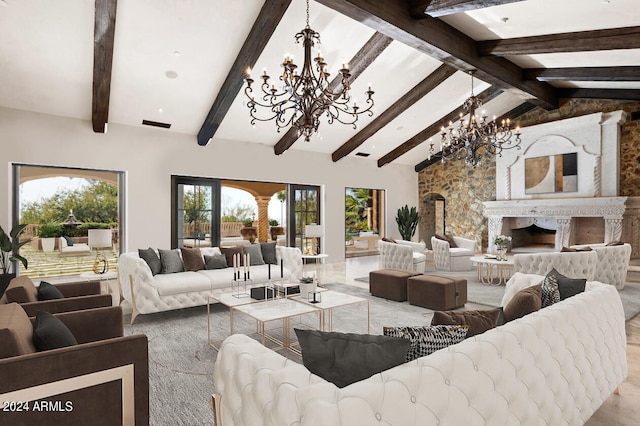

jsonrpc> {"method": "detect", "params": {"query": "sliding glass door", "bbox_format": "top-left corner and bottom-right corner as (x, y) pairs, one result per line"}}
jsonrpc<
(288, 184), (321, 254)
(171, 176), (221, 248)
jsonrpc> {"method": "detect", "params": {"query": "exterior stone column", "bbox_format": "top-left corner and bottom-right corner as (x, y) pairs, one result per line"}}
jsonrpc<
(487, 215), (503, 253)
(555, 217), (572, 249)
(255, 196), (272, 243)
(604, 216), (623, 243)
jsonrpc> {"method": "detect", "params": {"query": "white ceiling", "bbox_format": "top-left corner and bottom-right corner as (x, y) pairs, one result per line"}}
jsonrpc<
(0, 0), (638, 166)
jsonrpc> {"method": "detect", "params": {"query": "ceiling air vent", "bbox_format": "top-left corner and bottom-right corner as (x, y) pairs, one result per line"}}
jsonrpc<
(355, 152), (370, 157)
(142, 120), (171, 129)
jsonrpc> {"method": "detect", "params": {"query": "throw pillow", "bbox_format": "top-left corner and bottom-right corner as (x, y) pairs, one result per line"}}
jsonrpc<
(503, 284), (542, 322)
(220, 246), (243, 268)
(294, 328), (410, 388)
(158, 249), (184, 274)
(260, 242), (278, 265)
(180, 247), (205, 271)
(243, 244), (265, 266)
(383, 325), (468, 362)
(63, 236), (74, 246)
(381, 237), (397, 244)
(204, 254), (227, 270)
(138, 248), (162, 276)
(431, 308), (502, 337)
(37, 281), (64, 301)
(556, 274), (586, 300)
(541, 270), (561, 308)
(32, 311), (78, 351)
(606, 240), (624, 246)
(560, 246), (576, 252)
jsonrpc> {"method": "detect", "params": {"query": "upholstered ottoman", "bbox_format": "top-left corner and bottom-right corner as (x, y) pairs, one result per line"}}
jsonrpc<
(407, 274), (467, 310)
(369, 269), (420, 302)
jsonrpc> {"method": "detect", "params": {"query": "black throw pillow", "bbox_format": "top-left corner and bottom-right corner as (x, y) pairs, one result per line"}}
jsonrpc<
(260, 242), (278, 265)
(37, 281), (65, 301)
(139, 248), (162, 276)
(294, 328), (410, 388)
(32, 311), (78, 351)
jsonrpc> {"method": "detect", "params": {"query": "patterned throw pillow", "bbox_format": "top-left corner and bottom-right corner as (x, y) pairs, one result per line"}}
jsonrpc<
(541, 269), (561, 308)
(383, 325), (468, 362)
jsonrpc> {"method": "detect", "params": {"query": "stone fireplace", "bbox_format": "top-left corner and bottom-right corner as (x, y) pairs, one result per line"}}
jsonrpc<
(483, 111), (639, 255)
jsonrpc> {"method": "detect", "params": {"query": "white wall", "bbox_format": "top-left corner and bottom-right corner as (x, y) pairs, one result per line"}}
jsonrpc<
(0, 107), (418, 262)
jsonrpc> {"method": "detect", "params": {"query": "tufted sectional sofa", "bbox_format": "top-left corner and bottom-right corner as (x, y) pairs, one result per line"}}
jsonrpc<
(513, 251), (597, 280)
(213, 276), (627, 425)
(118, 246), (302, 323)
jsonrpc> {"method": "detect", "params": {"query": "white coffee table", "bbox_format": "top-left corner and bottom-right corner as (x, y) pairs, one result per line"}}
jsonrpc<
(470, 255), (515, 286)
(290, 290), (369, 333)
(230, 298), (321, 353)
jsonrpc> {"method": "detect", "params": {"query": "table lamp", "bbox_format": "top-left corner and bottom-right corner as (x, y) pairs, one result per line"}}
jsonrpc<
(88, 229), (112, 274)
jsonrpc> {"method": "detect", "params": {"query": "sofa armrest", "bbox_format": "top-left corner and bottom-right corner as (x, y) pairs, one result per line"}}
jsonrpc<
(20, 294), (113, 317)
(28, 306), (124, 344)
(453, 236), (476, 252)
(0, 334), (149, 426)
(55, 281), (101, 297)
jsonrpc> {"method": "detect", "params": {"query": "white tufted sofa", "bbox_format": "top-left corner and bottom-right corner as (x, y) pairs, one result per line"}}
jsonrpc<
(513, 250), (597, 280)
(213, 275), (627, 425)
(118, 246), (302, 323)
(378, 240), (427, 273)
(431, 235), (476, 271)
(570, 243), (632, 289)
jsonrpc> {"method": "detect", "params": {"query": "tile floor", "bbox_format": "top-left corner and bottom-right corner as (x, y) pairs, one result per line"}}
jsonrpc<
(310, 254), (640, 426)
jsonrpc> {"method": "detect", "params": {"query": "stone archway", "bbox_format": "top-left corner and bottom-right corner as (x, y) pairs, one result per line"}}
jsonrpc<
(420, 193), (445, 249)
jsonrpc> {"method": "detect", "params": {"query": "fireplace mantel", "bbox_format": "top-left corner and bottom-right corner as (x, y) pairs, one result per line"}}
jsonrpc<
(483, 197), (627, 250)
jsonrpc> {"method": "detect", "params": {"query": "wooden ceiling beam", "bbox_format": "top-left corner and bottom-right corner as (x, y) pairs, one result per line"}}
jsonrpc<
(478, 26), (640, 56)
(197, 0), (292, 146)
(273, 32), (393, 155)
(315, 0), (557, 110)
(92, 0), (118, 133)
(410, 0), (525, 18)
(558, 88), (640, 101)
(525, 66), (640, 82)
(414, 101), (536, 172)
(331, 64), (457, 162)
(378, 86), (503, 167)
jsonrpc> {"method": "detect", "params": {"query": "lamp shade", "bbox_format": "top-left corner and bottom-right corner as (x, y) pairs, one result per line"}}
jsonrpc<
(304, 224), (323, 238)
(88, 229), (112, 249)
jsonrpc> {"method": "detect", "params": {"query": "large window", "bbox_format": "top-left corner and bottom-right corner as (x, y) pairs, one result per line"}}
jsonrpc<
(345, 187), (385, 257)
(289, 185), (321, 254)
(13, 164), (124, 279)
(171, 176), (220, 248)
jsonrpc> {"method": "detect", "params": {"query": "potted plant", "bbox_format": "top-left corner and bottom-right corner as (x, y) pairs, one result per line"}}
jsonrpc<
(240, 218), (257, 243)
(298, 275), (317, 298)
(0, 224), (30, 296)
(269, 219), (284, 242)
(395, 204), (420, 241)
(38, 222), (62, 252)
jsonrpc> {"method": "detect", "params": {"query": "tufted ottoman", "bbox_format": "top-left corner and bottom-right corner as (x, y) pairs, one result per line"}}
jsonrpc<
(369, 269), (421, 302)
(407, 274), (467, 310)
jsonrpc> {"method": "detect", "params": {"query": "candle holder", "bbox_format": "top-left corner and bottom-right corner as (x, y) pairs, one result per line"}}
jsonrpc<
(308, 291), (321, 304)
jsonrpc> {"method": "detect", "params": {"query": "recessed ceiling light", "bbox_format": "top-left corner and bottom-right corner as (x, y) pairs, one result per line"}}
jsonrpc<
(173, 50), (181, 56)
(158, 108), (163, 113)
(165, 70), (178, 79)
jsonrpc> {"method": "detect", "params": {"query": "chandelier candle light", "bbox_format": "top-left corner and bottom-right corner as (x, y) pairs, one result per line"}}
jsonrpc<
(243, 0), (374, 142)
(430, 71), (522, 166)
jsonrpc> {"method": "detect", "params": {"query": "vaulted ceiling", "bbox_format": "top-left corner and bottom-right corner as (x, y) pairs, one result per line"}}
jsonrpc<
(1, 0), (638, 170)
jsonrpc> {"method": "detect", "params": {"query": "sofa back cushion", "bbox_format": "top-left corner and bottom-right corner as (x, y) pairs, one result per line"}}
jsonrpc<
(0, 303), (37, 358)
(5, 276), (38, 303)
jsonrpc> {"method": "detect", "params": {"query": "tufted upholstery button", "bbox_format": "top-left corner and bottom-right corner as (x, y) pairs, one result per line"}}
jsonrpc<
(375, 412), (382, 421)
(474, 365), (479, 371)
(410, 396), (416, 403)
(445, 379), (450, 385)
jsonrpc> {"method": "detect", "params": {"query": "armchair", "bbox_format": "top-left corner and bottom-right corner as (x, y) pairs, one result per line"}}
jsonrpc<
(378, 239), (427, 273)
(0, 304), (149, 425)
(569, 243), (632, 289)
(431, 235), (476, 271)
(1, 276), (113, 316)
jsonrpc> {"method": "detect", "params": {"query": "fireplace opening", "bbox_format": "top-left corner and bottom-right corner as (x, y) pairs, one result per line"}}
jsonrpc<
(511, 224), (555, 253)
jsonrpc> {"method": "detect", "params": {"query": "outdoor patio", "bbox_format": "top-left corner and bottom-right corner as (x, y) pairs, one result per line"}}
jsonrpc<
(18, 244), (119, 279)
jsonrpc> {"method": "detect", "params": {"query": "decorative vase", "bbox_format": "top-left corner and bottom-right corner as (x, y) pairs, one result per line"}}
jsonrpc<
(497, 246), (507, 261)
(299, 278), (317, 298)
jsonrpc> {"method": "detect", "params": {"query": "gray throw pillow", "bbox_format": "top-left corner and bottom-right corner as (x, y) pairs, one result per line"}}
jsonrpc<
(243, 244), (265, 266)
(294, 329), (410, 388)
(383, 325), (468, 362)
(32, 311), (78, 351)
(204, 254), (227, 270)
(260, 242), (278, 265)
(158, 249), (184, 274)
(37, 281), (65, 301)
(139, 248), (162, 276)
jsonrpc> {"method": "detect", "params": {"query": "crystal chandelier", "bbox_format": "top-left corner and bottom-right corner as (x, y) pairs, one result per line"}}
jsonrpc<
(243, 0), (374, 142)
(429, 71), (522, 166)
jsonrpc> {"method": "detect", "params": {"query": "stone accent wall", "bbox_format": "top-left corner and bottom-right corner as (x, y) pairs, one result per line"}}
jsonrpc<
(418, 98), (640, 251)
